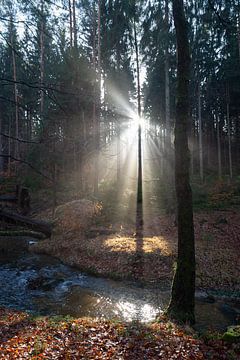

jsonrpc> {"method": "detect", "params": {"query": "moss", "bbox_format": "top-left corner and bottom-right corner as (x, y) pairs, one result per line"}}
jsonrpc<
(222, 326), (240, 343)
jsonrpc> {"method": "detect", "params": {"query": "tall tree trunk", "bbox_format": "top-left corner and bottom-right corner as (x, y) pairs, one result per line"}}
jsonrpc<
(117, 121), (121, 187)
(133, 19), (141, 118)
(198, 84), (203, 182)
(226, 83), (233, 180)
(217, 115), (222, 179)
(167, 0), (195, 324)
(116, 49), (121, 188)
(133, 16), (142, 205)
(0, 112), (3, 172)
(40, 2), (45, 122)
(68, 0), (73, 48)
(10, 19), (19, 159)
(93, 1), (101, 196)
(133, 10), (143, 262)
(8, 122), (11, 176)
(165, 0), (171, 168)
(237, 7), (240, 61)
(72, 0), (77, 49)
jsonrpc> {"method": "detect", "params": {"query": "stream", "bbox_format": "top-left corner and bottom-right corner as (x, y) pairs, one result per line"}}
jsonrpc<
(0, 236), (239, 331)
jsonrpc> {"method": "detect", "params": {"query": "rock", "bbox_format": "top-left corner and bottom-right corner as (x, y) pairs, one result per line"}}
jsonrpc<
(222, 325), (240, 343)
(27, 276), (46, 290)
(27, 276), (63, 291)
(53, 200), (101, 234)
(206, 295), (215, 303)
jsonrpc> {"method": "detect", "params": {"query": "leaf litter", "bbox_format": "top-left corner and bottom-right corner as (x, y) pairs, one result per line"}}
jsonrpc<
(0, 308), (239, 359)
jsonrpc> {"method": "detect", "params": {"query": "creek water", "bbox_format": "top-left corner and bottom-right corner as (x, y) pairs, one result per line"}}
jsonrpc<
(0, 236), (239, 331)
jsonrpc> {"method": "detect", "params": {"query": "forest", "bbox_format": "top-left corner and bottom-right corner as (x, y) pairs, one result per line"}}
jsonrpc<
(0, 0), (240, 358)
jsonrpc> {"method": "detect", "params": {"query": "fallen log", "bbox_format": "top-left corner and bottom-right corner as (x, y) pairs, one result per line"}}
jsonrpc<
(0, 186), (30, 214)
(0, 210), (52, 238)
(0, 230), (46, 239)
(0, 194), (17, 202)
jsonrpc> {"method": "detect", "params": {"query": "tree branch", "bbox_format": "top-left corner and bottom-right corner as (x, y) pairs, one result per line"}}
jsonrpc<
(0, 154), (53, 182)
(0, 132), (40, 144)
(208, 0), (231, 26)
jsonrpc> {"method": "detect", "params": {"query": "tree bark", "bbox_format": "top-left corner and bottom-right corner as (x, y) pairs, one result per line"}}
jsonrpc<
(0, 112), (3, 172)
(217, 115), (222, 179)
(10, 18), (19, 159)
(72, 0), (78, 49)
(165, 0), (170, 155)
(68, 0), (73, 48)
(237, 8), (240, 61)
(133, 18), (141, 118)
(167, 0), (195, 324)
(226, 83), (233, 180)
(8, 122), (11, 176)
(93, 0), (101, 196)
(40, 1), (45, 121)
(198, 83), (204, 182)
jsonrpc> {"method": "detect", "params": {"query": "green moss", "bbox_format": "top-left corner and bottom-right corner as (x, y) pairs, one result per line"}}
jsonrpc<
(222, 326), (240, 343)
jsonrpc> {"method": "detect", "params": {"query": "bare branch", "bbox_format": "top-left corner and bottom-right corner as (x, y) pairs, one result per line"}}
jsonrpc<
(0, 154), (53, 182)
(0, 132), (40, 144)
(208, 0), (231, 26)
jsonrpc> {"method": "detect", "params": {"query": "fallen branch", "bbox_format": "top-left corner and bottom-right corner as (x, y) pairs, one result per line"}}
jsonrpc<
(0, 230), (46, 239)
(0, 210), (52, 238)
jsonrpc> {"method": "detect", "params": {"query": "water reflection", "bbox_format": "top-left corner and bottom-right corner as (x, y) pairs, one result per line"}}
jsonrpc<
(116, 301), (160, 322)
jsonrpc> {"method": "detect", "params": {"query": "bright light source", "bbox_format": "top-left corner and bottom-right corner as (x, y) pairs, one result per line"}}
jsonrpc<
(130, 112), (144, 128)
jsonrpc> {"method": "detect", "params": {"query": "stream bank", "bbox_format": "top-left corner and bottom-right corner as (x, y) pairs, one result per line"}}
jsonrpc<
(0, 236), (239, 332)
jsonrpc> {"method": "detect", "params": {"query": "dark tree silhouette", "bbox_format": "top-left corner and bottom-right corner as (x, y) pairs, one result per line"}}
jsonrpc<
(167, 0), (195, 324)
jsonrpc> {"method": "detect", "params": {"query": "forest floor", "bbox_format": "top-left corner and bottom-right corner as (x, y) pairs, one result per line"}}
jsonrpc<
(1, 190), (240, 358)
(32, 208), (240, 297)
(0, 307), (239, 359)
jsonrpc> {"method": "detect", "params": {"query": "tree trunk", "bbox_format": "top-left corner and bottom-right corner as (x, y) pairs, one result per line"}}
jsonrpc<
(72, 0), (78, 49)
(237, 10), (240, 61)
(226, 83), (233, 180)
(0, 113), (3, 172)
(117, 120), (121, 188)
(10, 19), (19, 159)
(68, 0), (73, 48)
(8, 122), (11, 176)
(40, 1), (45, 122)
(198, 84), (203, 182)
(217, 115), (222, 179)
(93, 0), (101, 196)
(167, 0), (195, 324)
(116, 49), (121, 188)
(133, 15), (142, 206)
(92, 5), (98, 195)
(0, 210), (52, 238)
(133, 18), (141, 119)
(165, 0), (171, 172)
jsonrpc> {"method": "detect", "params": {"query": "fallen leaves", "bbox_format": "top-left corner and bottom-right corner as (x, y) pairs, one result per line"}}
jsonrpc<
(31, 209), (240, 296)
(0, 309), (239, 359)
